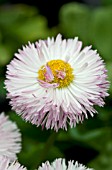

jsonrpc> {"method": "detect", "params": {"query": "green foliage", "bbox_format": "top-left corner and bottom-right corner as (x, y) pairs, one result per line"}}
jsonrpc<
(0, 4), (57, 66)
(90, 141), (112, 170)
(89, 7), (112, 61)
(59, 3), (90, 44)
(101, 0), (112, 6)
(59, 3), (112, 61)
(0, 45), (10, 66)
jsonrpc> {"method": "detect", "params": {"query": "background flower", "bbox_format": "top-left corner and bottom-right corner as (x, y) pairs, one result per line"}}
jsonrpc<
(0, 156), (27, 170)
(5, 34), (109, 131)
(0, 113), (21, 161)
(38, 158), (93, 170)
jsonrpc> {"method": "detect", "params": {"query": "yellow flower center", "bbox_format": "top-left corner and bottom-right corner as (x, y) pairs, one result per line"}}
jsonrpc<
(38, 59), (74, 88)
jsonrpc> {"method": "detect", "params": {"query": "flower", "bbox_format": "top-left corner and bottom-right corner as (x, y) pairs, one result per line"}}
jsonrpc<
(38, 158), (93, 170)
(0, 113), (21, 161)
(0, 156), (27, 170)
(5, 34), (109, 131)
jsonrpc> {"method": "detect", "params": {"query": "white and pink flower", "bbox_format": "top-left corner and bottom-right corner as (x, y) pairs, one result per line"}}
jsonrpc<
(5, 34), (109, 131)
(38, 158), (93, 170)
(0, 113), (21, 161)
(0, 156), (26, 170)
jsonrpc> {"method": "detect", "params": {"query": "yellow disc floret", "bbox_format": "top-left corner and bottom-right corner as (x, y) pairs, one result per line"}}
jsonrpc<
(38, 59), (74, 88)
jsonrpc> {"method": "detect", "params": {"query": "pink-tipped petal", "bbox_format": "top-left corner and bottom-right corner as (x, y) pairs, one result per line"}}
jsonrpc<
(38, 80), (59, 88)
(44, 65), (54, 82)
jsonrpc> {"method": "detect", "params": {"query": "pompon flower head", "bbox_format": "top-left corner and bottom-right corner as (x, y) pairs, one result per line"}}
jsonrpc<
(0, 113), (21, 161)
(0, 156), (27, 170)
(5, 34), (109, 131)
(38, 158), (93, 170)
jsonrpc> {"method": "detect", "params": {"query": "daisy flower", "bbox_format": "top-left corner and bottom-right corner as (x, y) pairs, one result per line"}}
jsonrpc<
(38, 158), (93, 170)
(5, 34), (109, 131)
(0, 156), (27, 170)
(0, 113), (21, 161)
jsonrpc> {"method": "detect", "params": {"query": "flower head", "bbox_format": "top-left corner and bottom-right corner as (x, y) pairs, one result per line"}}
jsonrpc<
(38, 158), (93, 170)
(0, 156), (27, 170)
(5, 34), (109, 131)
(0, 113), (21, 161)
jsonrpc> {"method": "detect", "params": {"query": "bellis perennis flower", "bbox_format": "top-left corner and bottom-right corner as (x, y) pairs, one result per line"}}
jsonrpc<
(5, 34), (109, 131)
(38, 158), (93, 170)
(0, 156), (27, 170)
(0, 113), (21, 161)
(0, 157), (93, 170)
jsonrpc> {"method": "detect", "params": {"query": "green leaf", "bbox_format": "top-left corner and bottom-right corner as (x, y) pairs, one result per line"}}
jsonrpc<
(46, 146), (64, 161)
(0, 4), (56, 45)
(0, 4), (38, 26)
(0, 30), (2, 42)
(0, 44), (11, 66)
(0, 78), (6, 98)
(101, 0), (112, 6)
(89, 7), (112, 61)
(69, 126), (111, 151)
(12, 16), (49, 42)
(19, 139), (44, 170)
(96, 106), (112, 122)
(59, 2), (90, 44)
(89, 141), (112, 170)
(9, 111), (51, 142)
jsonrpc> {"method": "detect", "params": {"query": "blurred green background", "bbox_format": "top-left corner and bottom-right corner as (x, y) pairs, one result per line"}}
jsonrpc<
(0, 0), (112, 169)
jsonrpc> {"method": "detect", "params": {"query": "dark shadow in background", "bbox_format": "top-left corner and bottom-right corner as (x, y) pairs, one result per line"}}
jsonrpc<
(0, 0), (100, 27)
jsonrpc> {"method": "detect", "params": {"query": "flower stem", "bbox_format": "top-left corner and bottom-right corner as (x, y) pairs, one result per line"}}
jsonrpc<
(36, 131), (58, 168)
